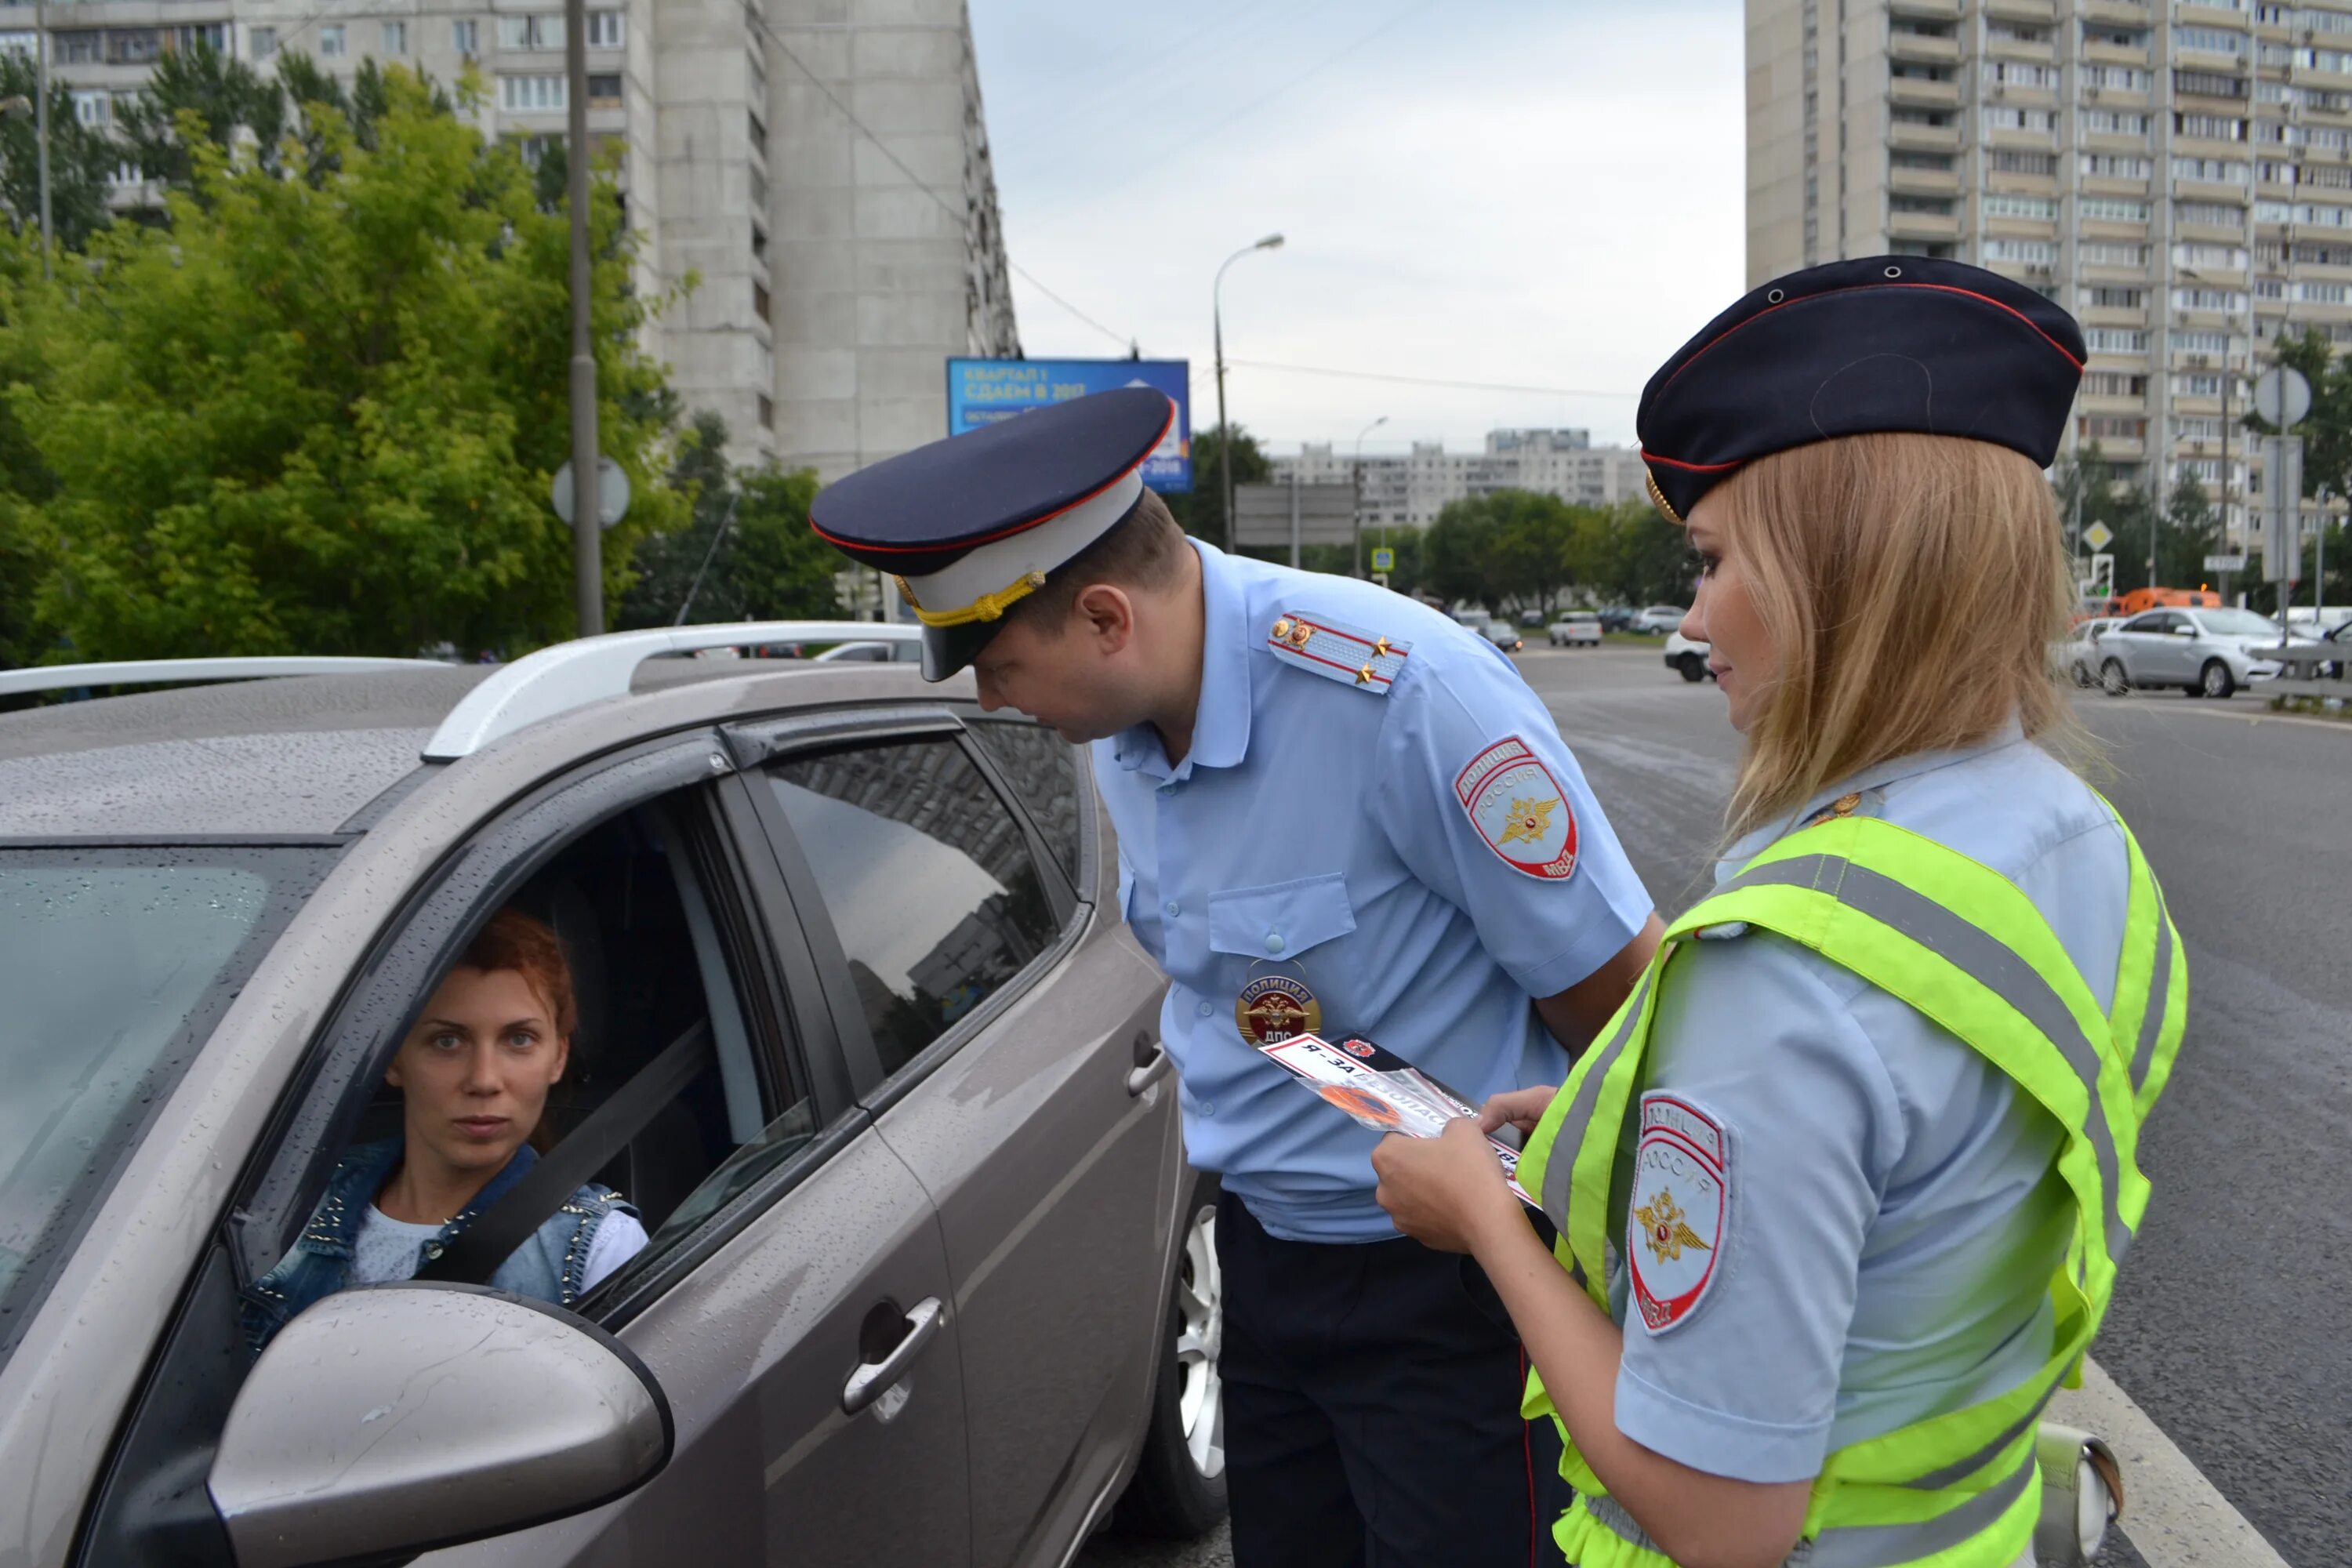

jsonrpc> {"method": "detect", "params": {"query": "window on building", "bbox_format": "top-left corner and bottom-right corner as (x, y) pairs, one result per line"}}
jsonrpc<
(317, 24), (345, 57)
(499, 74), (566, 111)
(2176, 201), (2244, 227)
(587, 72), (622, 107)
(1982, 60), (2059, 88)
(1983, 106), (2057, 133)
(2082, 416), (2147, 441)
(1890, 61), (1954, 82)
(2080, 197), (2151, 222)
(2175, 331), (2232, 354)
(2080, 65), (2150, 91)
(2176, 113), (2245, 141)
(70, 89), (107, 127)
(2174, 26), (2247, 55)
(2082, 286), (2145, 309)
(2175, 374), (2225, 398)
(2294, 238), (2352, 263)
(247, 25), (277, 60)
(757, 393), (775, 430)
(2173, 287), (2248, 311)
(1984, 238), (2056, 264)
(2083, 372), (2149, 397)
(1984, 193), (2056, 220)
(2078, 110), (2151, 137)
(1892, 107), (1953, 127)
(2309, 165), (2352, 191)
(111, 160), (141, 187)
(587, 10), (624, 47)
(499, 14), (564, 50)
(1890, 151), (1955, 171)
(2082, 154), (2154, 179)
(2079, 241), (2147, 267)
(1989, 149), (2058, 176)
(2085, 327), (2150, 353)
(381, 20), (406, 54)
(55, 31), (101, 64)
(2174, 242), (2248, 268)
(2174, 69), (2248, 99)
(1987, 21), (2050, 44)
(1890, 194), (1954, 215)
(169, 24), (227, 52)
(0, 31), (33, 59)
(2082, 24), (2147, 48)
(765, 741), (1059, 1076)
(1890, 15), (1955, 36)
(1889, 240), (1956, 259)
(106, 28), (160, 64)
(452, 18), (477, 55)
(2173, 158), (2250, 185)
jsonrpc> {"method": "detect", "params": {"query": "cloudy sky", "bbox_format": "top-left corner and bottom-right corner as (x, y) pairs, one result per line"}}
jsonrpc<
(967, 0), (1745, 460)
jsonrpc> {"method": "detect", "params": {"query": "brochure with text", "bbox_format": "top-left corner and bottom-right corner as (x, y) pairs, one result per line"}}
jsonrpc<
(1257, 1031), (1538, 1208)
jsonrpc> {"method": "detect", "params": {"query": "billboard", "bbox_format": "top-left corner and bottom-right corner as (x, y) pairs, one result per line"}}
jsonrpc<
(946, 358), (1192, 493)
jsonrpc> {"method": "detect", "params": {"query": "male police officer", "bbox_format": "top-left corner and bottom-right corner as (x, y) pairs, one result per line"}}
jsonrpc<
(812, 387), (1661, 1566)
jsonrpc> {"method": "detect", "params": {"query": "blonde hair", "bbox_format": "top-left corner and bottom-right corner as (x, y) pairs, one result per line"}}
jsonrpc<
(1710, 433), (2089, 840)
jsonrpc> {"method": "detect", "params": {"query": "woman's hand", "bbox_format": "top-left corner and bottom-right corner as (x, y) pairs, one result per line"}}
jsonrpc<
(1481, 1083), (1558, 1138)
(1372, 1118), (1525, 1256)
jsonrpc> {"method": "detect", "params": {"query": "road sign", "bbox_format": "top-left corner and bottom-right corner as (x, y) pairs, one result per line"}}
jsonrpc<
(946, 358), (1192, 492)
(1370, 546), (1396, 572)
(2205, 553), (2249, 572)
(2260, 435), (2304, 584)
(552, 457), (631, 531)
(2083, 521), (2114, 551)
(2254, 365), (2313, 429)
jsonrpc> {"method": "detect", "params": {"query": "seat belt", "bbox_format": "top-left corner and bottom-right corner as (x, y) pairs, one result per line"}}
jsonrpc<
(415, 1018), (712, 1288)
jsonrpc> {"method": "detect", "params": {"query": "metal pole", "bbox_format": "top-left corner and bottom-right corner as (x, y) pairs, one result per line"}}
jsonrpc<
(1214, 299), (1232, 554)
(34, 0), (50, 279)
(564, 0), (601, 637)
(1352, 415), (1385, 578)
(1288, 470), (1301, 569)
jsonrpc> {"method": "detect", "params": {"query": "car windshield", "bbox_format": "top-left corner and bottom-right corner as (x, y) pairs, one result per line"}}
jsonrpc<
(0, 845), (331, 1365)
(2194, 609), (2282, 637)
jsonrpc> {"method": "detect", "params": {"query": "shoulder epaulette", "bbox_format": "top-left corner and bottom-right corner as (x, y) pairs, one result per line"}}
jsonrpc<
(1265, 610), (1412, 693)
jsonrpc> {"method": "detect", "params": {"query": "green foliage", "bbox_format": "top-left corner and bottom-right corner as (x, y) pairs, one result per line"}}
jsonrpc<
(617, 412), (840, 627)
(2, 67), (683, 662)
(0, 54), (125, 251)
(1417, 488), (1690, 613)
(1167, 425), (1270, 546)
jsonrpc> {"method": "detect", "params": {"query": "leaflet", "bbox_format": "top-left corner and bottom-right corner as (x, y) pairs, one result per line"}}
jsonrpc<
(1257, 1031), (1537, 1208)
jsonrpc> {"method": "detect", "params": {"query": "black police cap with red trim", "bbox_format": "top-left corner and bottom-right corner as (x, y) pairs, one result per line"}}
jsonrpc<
(1635, 256), (2086, 525)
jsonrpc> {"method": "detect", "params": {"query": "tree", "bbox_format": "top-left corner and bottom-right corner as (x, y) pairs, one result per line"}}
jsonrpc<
(617, 412), (840, 627)
(2157, 471), (2224, 592)
(1602, 498), (1697, 608)
(114, 42), (289, 194)
(1167, 425), (1269, 547)
(3, 67), (684, 662)
(0, 55), (126, 251)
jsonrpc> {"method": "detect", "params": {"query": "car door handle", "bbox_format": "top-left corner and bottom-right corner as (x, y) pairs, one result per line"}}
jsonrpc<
(842, 1297), (945, 1415)
(1127, 1033), (1172, 1096)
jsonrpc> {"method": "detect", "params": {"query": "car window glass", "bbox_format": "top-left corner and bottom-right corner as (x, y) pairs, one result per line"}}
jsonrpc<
(0, 846), (330, 1369)
(967, 720), (1083, 884)
(2123, 612), (2165, 633)
(768, 739), (1059, 1075)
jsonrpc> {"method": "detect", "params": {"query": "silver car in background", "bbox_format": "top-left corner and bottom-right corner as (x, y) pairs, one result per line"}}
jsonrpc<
(0, 624), (1222, 1568)
(2092, 607), (2296, 699)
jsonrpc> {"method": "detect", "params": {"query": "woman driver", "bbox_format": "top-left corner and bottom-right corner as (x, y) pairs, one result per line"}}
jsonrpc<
(1371, 257), (2184, 1568)
(242, 908), (648, 1348)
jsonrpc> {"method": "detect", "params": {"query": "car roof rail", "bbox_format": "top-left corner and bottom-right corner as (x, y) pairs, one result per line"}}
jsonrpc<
(420, 620), (922, 762)
(0, 655), (452, 701)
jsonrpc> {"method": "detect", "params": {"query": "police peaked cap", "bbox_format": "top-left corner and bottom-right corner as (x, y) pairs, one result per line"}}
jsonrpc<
(810, 387), (1176, 681)
(1635, 256), (2086, 525)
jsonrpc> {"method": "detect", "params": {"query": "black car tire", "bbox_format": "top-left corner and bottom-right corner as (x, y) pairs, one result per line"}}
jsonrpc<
(1676, 653), (1707, 683)
(2199, 660), (2236, 700)
(2071, 661), (2095, 690)
(1112, 1174), (1229, 1539)
(2100, 659), (2131, 697)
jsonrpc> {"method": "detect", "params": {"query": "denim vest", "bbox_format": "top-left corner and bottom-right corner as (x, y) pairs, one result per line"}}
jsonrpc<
(239, 1137), (634, 1352)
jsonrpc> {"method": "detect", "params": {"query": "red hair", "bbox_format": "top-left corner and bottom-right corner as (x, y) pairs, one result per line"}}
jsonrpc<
(456, 908), (578, 1040)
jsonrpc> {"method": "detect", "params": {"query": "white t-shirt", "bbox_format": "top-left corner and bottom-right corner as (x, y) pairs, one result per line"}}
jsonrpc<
(350, 1202), (649, 1296)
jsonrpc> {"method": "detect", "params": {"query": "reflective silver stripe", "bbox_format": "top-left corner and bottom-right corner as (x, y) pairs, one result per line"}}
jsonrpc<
(1540, 965), (1657, 1232)
(1799, 1456), (2035, 1568)
(1587, 1494), (1669, 1554)
(2130, 895), (2174, 1098)
(1898, 1364), (2062, 1490)
(1714, 855), (2132, 1266)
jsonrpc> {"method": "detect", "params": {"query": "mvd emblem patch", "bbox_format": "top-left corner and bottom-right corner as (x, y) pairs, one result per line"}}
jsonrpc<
(1454, 736), (1579, 879)
(1627, 1094), (1729, 1334)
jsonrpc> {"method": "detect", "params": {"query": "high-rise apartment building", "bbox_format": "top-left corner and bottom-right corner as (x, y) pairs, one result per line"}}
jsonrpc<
(1748, 0), (2352, 541)
(1272, 429), (1651, 528)
(13, 0), (1018, 480)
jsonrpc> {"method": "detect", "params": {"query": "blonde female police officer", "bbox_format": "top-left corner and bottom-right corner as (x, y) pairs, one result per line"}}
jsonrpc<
(1373, 256), (2186, 1568)
(810, 387), (1662, 1566)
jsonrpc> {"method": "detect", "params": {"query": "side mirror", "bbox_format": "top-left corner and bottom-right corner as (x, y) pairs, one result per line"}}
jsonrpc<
(209, 1284), (671, 1568)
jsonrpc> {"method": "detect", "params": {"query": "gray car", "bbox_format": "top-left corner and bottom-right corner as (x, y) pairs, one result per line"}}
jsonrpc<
(0, 623), (1221, 1568)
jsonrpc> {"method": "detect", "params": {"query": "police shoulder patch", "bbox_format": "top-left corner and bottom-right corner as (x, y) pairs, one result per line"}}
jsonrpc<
(1454, 736), (1579, 880)
(1627, 1093), (1730, 1335)
(1265, 610), (1411, 693)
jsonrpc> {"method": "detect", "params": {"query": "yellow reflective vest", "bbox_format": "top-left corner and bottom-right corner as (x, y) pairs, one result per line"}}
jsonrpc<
(1515, 808), (2185, 1568)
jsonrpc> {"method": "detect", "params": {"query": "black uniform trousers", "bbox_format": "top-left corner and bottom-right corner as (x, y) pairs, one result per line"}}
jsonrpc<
(1217, 1190), (1570, 1568)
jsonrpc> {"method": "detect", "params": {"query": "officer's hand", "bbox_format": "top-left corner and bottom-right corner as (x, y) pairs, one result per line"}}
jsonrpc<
(1372, 1119), (1522, 1257)
(1480, 1084), (1558, 1138)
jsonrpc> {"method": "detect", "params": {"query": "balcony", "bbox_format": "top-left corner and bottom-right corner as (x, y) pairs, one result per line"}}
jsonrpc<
(2083, 0), (2151, 19)
(1889, 32), (1962, 65)
(1886, 0), (1960, 17)
(1984, 0), (2056, 20)
(1889, 121), (1964, 153)
(1889, 164), (1961, 196)
(1888, 209), (1962, 241)
(2081, 41), (2150, 68)
(1889, 75), (1962, 109)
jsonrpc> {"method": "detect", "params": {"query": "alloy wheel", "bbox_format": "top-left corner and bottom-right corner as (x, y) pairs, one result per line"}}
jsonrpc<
(1173, 1204), (1225, 1480)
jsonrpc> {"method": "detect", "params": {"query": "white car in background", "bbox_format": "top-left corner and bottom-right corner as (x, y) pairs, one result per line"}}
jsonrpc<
(2092, 607), (2296, 699)
(1664, 628), (1712, 683)
(2055, 618), (2124, 688)
(1548, 612), (1602, 647)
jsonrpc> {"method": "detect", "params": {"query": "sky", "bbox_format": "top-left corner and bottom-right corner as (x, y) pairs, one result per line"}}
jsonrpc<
(967, 0), (1746, 460)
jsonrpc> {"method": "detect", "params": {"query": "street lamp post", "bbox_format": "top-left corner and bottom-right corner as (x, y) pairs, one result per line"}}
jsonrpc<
(564, 0), (601, 635)
(34, 0), (49, 279)
(1352, 415), (1386, 577)
(1213, 233), (1283, 553)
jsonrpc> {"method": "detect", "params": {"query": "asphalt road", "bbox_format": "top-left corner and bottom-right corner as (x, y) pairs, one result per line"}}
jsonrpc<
(1083, 644), (2349, 1568)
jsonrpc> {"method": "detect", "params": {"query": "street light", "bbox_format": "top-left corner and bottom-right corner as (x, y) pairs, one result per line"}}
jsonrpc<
(1352, 415), (1386, 576)
(1214, 233), (1283, 553)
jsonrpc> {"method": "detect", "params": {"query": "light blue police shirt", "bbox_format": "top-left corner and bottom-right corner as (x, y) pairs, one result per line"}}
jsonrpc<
(1610, 723), (2129, 1484)
(1094, 539), (1653, 1243)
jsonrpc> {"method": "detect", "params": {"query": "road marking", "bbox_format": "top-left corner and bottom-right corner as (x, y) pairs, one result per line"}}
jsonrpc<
(2074, 695), (2352, 735)
(2049, 1358), (2291, 1568)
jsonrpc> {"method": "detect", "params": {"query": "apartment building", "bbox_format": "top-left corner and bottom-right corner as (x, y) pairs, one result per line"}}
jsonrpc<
(1272, 429), (1651, 530)
(10, 0), (1018, 479)
(1748, 0), (2352, 542)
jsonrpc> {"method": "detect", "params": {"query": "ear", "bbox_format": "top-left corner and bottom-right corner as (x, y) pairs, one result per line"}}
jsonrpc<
(1073, 582), (1137, 654)
(384, 1054), (405, 1090)
(550, 1034), (571, 1084)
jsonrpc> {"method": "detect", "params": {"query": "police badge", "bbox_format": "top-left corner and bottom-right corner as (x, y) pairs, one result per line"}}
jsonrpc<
(1235, 967), (1323, 1046)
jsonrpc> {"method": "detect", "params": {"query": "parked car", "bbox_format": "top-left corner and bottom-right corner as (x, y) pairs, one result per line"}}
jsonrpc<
(1548, 612), (1602, 648)
(1664, 629), (1713, 682)
(1597, 606), (1639, 633)
(0, 624), (1221, 1568)
(1481, 619), (1526, 654)
(1517, 609), (1547, 628)
(2054, 617), (2123, 688)
(2092, 606), (2296, 698)
(1630, 605), (1687, 635)
(815, 638), (924, 663)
